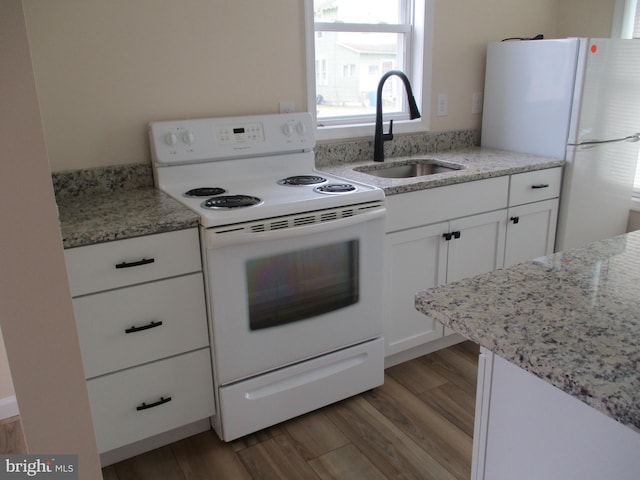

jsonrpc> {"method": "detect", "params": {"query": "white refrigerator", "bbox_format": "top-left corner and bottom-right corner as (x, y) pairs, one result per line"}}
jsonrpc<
(481, 37), (640, 251)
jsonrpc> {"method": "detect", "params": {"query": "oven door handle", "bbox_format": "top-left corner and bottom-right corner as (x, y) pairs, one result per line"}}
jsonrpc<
(205, 206), (385, 249)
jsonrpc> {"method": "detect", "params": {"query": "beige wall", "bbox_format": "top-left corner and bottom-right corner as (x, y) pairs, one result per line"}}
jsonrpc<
(1, 2), (102, 477)
(23, 0), (613, 172)
(557, 0), (616, 38)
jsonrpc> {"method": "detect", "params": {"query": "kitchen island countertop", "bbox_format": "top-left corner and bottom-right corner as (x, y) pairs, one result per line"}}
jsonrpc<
(415, 230), (640, 433)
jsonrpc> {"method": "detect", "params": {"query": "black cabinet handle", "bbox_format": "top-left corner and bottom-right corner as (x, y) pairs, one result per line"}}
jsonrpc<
(531, 183), (549, 189)
(125, 320), (163, 334)
(510, 216), (520, 224)
(443, 231), (461, 241)
(115, 258), (155, 269)
(136, 396), (172, 411)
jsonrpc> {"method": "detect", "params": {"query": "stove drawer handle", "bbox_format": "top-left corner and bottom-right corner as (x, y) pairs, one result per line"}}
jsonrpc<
(125, 320), (163, 334)
(136, 396), (172, 411)
(115, 257), (155, 269)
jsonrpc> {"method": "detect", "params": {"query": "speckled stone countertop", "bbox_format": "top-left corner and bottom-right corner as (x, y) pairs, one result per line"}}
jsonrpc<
(54, 164), (199, 249)
(318, 147), (564, 196)
(415, 231), (640, 434)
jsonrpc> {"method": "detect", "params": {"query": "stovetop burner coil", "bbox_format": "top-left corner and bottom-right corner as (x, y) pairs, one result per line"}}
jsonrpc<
(201, 194), (263, 209)
(314, 183), (357, 194)
(278, 175), (327, 186)
(184, 187), (226, 197)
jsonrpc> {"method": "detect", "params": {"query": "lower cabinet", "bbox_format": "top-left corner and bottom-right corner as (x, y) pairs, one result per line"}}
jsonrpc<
(504, 198), (558, 267)
(65, 228), (214, 460)
(472, 349), (640, 480)
(383, 168), (561, 359)
(384, 210), (507, 356)
(87, 348), (214, 453)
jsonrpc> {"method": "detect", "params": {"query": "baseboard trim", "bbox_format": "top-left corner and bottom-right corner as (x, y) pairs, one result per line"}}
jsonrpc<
(99, 418), (212, 467)
(384, 334), (465, 368)
(0, 396), (19, 420)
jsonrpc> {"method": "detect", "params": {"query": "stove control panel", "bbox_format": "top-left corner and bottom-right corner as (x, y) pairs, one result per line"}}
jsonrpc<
(149, 113), (315, 165)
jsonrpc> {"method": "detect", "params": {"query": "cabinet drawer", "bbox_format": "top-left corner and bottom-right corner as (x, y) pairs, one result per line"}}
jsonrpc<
(73, 273), (209, 378)
(65, 229), (202, 296)
(87, 348), (214, 453)
(509, 168), (562, 206)
(385, 177), (509, 233)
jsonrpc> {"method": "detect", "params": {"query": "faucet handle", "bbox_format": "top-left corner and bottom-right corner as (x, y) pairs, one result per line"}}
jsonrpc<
(383, 119), (394, 141)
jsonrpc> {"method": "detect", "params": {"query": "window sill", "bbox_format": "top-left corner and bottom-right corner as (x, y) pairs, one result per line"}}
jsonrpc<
(315, 117), (429, 142)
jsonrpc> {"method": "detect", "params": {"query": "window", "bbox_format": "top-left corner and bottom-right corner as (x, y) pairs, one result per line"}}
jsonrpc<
(614, 0), (640, 194)
(304, 0), (432, 140)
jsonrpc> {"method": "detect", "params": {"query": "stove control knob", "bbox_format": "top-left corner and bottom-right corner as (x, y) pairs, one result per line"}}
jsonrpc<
(164, 132), (178, 146)
(282, 123), (293, 137)
(295, 122), (307, 135)
(182, 130), (195, 145)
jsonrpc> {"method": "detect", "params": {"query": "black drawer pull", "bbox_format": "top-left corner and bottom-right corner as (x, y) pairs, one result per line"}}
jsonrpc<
(510, 216), (520, 224)
(125, 320), (163, 334)
(115, 258), (155, 269)
(443, 231), (461, 241)
(136, 396), (172, 411)
(531, 183), (549, 189)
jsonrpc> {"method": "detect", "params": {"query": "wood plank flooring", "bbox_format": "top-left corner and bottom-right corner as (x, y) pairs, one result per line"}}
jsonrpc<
(102, 341), (479, 480)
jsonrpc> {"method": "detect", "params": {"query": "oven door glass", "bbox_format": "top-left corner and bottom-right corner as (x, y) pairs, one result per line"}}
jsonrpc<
(246, 240), (359, 330)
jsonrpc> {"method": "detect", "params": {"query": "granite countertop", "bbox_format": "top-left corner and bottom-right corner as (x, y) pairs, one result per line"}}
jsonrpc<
(58, 187), (200, 249)
(318, 147), (564, 196)
(415, 231), (640, 434)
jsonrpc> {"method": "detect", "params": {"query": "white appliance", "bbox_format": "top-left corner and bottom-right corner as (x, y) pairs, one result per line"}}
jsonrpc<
(482, 37), (640, 251)
(149, 112), (385, 441)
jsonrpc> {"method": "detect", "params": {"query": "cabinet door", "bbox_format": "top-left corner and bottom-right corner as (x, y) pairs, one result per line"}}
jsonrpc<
(447, 210), (507, 283)
(504, 199), (558, 267)
(384, 222), (448, 356)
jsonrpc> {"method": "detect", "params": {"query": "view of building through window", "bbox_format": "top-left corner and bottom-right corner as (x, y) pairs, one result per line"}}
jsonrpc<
(313, 0), (411, 124)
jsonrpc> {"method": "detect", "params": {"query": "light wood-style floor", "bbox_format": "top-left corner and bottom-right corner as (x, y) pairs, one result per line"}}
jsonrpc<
(102, 341), (479, 480)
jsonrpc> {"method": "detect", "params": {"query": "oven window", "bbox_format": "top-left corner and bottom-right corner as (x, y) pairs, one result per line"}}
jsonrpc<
(246, 240), (359, 330)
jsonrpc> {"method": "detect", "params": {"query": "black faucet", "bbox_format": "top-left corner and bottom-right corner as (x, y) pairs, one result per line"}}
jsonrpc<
(373, 70), (421, 162)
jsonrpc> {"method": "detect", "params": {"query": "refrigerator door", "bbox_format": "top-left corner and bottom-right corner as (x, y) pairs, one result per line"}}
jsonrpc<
(481, 38), (580, 159)
(568, 39), (640, 145)
(556, 140), (638, 251)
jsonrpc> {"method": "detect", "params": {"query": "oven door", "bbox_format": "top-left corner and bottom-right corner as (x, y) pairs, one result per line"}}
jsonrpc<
(203, 203), (385, 386)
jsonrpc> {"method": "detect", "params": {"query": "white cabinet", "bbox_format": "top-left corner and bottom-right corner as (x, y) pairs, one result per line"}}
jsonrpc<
(384, 178), (509, 357)
(384, 167), (562, 359)
(472, 349), (640, 480)
(385, 223), (448, 355)
(505, 199), (558, 266)
(504, 168), (561, 267)
(65, 228), (214, 457)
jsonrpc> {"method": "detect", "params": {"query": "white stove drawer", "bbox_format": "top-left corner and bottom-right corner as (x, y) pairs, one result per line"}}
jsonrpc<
(87, 348), (214, 454)
(65, 229), (202, 297)
(73, 273), (209, 378)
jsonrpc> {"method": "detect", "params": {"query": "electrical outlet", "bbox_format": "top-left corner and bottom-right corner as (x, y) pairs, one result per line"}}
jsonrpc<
(472, 92), (483, 114)
(279, 101), (295, 113)
(436, 94), (448, 116)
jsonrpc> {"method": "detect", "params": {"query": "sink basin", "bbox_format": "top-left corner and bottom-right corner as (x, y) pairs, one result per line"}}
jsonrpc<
(355, 159), (465, 179)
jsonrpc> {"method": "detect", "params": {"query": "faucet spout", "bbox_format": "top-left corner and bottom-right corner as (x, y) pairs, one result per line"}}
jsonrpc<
(373, 70), (421, 162)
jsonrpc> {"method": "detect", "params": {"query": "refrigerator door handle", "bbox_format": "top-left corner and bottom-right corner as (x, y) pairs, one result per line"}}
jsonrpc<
(569, 133), (640, 148)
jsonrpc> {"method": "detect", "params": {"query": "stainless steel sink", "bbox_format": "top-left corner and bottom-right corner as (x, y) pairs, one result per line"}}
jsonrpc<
(354, 159), (465, 179)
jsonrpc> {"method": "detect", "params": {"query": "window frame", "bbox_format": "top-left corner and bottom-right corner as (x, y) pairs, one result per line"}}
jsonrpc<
(304, 0), (433, 141)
